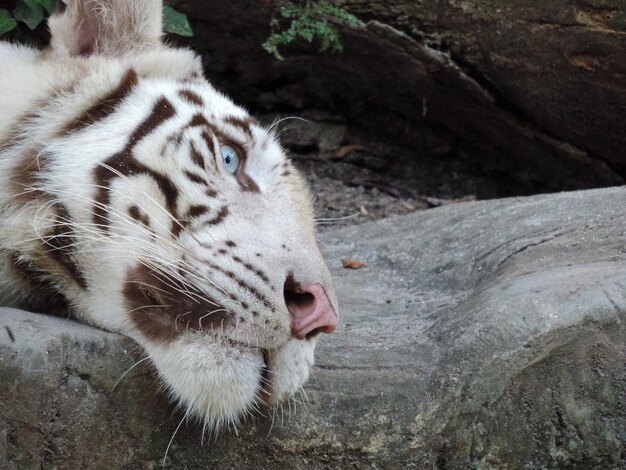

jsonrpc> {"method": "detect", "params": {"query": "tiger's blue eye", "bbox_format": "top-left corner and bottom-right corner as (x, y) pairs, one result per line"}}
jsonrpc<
(220, 145), (240, 174)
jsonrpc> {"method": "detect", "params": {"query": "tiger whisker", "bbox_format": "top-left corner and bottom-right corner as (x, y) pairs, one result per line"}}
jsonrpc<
(95, 161), (221, 254)
(112, 355), (151, 391)
(198, 308), (231, 329)
(127, 303), (169, 314)
(26, 183), (260, 313)
(163, 410), (189, 468)
(266, 115), (310, 136)
(25, 188), (231, 306)
(314, 212), (360, 222)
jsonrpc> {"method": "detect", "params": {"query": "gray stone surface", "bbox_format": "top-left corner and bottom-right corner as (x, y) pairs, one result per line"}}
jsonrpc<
(1, 187), (625, 468)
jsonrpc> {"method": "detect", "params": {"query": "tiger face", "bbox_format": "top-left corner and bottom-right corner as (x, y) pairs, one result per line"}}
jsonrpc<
(0, 0), (337, 430)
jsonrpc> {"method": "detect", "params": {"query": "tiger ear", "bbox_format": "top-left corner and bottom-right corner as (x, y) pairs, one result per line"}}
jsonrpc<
(48, 0), (163, 57)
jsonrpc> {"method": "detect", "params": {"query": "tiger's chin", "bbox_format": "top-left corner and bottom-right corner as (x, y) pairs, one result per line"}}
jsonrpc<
(140, 331), (318, 431)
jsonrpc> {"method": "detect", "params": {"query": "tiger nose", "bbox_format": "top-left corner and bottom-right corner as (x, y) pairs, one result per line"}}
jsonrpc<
(284, 280), (338, 339)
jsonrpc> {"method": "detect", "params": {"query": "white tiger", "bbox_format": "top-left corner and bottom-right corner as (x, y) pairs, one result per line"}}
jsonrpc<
(0, 0), (338, 430)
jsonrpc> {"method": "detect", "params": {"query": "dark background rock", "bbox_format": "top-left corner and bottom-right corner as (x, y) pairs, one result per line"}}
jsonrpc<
(168, 0), (626, 196)
(2, 187), (624, 468)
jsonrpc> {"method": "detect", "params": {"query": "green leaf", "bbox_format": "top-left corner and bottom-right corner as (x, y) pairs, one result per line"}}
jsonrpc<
(262, 40), (284, 61)
(264, 0), (358, 60)
(24, 0), (39, 9)
(38, 0), (56, 14)
(14, 0), (44, 30)
(0, 9), (17, 36)
(163, 5), (193, 37)
(280, 5), (300, 18)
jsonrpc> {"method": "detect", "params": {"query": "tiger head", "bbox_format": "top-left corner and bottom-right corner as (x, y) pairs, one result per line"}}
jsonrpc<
(5, 0), (338, 430)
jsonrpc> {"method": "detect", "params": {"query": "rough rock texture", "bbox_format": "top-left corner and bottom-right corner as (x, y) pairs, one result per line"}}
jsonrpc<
(169, 0), (626, 194)
(1, 187), (625, 468)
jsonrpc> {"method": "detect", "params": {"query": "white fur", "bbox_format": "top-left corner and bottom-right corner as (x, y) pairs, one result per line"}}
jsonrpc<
(0, 0), (337, 430)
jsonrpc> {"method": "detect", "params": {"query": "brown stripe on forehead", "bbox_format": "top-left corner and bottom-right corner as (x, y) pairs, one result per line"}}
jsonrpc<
(42, 204), (88, 289)
(94, 154), (179, 232)
(189, 113), (209, 128)
(129, 97), (176, 145)
(92, 97), (178, 232)
(224, 115), (258, 137)
(178, 89), (204, 107)
(165, 113), (211, 152)
(61, 69), (138, 135)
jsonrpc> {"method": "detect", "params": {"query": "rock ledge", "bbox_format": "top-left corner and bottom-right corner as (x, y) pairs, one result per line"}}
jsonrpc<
(1, 187), (625, 468)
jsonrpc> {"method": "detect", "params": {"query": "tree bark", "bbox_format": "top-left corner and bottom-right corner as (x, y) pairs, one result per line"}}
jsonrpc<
(170, 0), (626, 194)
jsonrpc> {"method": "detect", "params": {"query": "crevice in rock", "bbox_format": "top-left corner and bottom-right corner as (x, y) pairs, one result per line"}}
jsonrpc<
(386, 22), (625, 184)
(495, 231), (565, 268)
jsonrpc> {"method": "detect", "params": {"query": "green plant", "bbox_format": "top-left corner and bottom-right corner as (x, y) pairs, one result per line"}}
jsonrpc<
(263, 0), (359, 60)
(163, 5), (193, 37)
(1, 0), (54, 36)
(0, 1), (192, 39)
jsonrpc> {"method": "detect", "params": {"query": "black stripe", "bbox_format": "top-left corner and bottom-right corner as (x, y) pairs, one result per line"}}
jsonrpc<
(184, 170), (208, 185)
(232, 255), (272, 286)
(178, 89), (204, 107)
(9, 253), (70, 315)
(203, 206), (229, 226)
(189, 141), (206, 168)
(204, 259), (274, 311)
(43, 204), (88, 289)
(92, 97), (178, 232)
(62, 69), (138, 135)
(224, 115), (257, 137)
